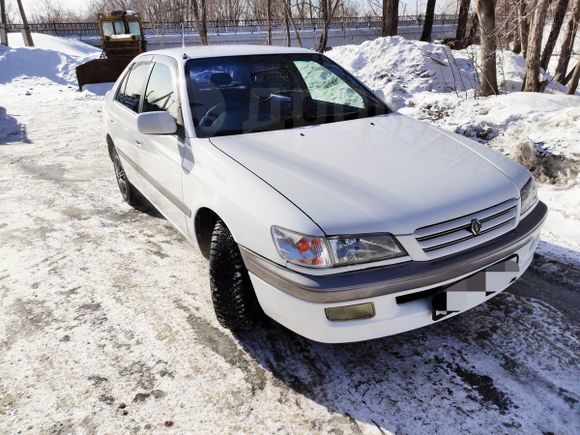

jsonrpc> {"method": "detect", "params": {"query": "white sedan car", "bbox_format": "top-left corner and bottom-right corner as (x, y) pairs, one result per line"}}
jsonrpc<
(103, 45), (547, 343)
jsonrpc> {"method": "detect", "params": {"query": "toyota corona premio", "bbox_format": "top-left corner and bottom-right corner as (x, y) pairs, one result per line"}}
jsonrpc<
(102, 45), (547, 343)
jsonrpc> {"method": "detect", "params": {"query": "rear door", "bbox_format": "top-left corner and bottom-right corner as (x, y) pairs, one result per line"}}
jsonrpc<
(137, 56), (189, 233)
(108, 59), (152, 187)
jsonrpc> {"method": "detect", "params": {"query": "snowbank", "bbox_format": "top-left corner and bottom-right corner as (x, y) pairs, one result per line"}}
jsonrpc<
(406, 92), (580, 170)
(6, 32), (100, 57)
(328, 36), (575, 112)
(0, 33), (99, 86)
(327, 36), (478, 109)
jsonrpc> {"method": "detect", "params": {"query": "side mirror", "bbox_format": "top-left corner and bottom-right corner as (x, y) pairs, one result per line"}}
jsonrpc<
(136, 111), (177, 135)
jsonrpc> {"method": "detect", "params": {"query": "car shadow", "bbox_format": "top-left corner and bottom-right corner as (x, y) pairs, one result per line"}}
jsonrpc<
(232, 264), (577, 431)
(133, 193), (164, 219)
(0, 106), (30, 144)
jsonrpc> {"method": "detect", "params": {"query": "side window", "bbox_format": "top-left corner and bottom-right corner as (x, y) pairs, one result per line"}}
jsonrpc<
(116, 62), (150, 112)
(115, 69), (130, 103)
(143, 63), (179, 120)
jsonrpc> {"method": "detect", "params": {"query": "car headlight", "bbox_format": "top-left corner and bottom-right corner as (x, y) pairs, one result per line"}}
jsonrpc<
(272, 226), (406, 268)
(520, 178), (538, 215)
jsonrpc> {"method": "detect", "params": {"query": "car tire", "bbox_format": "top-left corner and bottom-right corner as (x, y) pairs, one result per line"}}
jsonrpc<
(111, 147), (143, 208)
(209, 219), (263, 330)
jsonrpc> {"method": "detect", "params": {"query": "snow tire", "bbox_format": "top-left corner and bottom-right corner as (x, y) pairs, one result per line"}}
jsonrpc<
(209, 219), (263, 330)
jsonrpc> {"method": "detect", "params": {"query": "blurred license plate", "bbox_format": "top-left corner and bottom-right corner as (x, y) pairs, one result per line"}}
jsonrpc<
(432, 257), (519, 320)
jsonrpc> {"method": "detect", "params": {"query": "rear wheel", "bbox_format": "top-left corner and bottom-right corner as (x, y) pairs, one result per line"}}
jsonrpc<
(111, 147), (142, 208)
(209, 220), (263, 330)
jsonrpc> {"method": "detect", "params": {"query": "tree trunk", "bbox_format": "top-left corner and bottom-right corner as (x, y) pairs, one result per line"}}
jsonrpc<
(540, 0), (569, 71)
(316, 0), (340, 52)
(0, 0), (7, 46)
(16, 0), (33, 46)
(284, 0), (303, 47)
(513, 24), (522, 54)
(316, 0), (328, 51)
(200, 0), (207, 45)
(523, 0), (549, 91)
(284, 12), (291, 46)
(455, 0), (471, 48)
(518, 0), (529, 58)
(192, 0), (208, 45)
(566, 59), (580, 94)
(468, 12), (479, 45)
(477, 0), (498, 96)
(554, 0), (580, 84)
(420, 0), (436, 41)
(267, 0), (272, 45)
(382, 0), (399, 37)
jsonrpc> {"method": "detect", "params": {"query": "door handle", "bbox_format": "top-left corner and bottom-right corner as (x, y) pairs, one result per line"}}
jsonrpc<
(109, 119), (115, 124)
(135, 139), (143, 146)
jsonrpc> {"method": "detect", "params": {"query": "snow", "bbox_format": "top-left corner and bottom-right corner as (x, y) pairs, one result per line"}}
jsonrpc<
(0, 35), (579, 433)
(6, 32), (101, 57)
(0, 32), (99, 86)
(327, 36), (478, 109)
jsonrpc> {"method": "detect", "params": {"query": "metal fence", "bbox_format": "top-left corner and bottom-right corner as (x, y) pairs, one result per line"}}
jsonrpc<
(7, 15), (457, 38)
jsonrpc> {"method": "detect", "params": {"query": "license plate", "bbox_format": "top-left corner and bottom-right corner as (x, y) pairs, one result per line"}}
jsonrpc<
(432, 257), (519, 320)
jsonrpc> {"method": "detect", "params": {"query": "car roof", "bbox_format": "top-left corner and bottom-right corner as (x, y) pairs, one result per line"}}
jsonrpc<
(139, 44), (314, 62)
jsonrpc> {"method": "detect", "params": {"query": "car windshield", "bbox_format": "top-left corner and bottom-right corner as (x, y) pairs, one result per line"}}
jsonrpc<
(185, 54), (389, 138)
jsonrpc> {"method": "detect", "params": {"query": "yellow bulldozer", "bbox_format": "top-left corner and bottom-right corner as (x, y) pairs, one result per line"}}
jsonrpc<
(75, 11), (147, 90)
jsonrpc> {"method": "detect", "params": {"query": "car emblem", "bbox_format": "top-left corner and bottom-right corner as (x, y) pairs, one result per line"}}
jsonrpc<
(470, 219), (482, 236)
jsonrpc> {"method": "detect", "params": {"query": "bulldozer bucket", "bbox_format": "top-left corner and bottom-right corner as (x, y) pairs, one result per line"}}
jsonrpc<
(75, 57), (132, 91)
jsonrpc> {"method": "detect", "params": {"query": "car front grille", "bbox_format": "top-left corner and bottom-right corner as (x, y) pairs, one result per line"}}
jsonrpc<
(414, 198), (518, 257)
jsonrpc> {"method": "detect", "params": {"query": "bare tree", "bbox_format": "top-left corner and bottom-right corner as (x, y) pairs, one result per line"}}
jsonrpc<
(477, 0), (498, 96)
(267, 0), (272, 45)
(283, 0), (303, 47)
(316, 0), (341, 52)
(16, 0), (33, 46)
(518, 0), (529, 58)
(554, 0), (580, 84)
(567, 59), (580, 94)
(454, 0), (471, 48)
(382, 0), (398, 37)
(523, 0), (549, 91)
(0, 0), (7, 46)
(420, 0), (436, 41)
(191, 0), (208, 45)
(540, 0), (570, 70)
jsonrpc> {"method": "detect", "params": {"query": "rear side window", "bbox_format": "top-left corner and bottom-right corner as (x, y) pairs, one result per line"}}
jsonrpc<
(116, 62), (150, 112)
(143, 63), (178, 119)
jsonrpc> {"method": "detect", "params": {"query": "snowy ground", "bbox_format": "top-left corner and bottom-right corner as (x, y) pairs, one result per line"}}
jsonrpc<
(0, 34), (579, 433)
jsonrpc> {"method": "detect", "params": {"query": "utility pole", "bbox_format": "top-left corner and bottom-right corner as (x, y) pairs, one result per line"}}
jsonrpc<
(0, 0), (8, 46)
(16, 0), (34, 47)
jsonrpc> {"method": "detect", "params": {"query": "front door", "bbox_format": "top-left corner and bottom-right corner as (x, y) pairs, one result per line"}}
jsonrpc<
(108, 61), (152, 184)
(137, 56), (189, 234)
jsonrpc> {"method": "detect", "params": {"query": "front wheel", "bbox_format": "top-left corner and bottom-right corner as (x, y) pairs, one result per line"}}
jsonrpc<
(209, 220), (263, 330)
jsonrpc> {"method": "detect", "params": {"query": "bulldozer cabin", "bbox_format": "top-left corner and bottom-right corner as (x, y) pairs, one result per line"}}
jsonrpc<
(75, 11), (147, 90)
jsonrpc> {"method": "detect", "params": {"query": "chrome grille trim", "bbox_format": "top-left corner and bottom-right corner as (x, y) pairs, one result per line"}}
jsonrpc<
(414, 199), (518, 256)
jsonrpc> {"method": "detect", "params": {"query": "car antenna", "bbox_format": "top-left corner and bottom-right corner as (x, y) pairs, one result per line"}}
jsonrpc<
(182, 53), (189, 60)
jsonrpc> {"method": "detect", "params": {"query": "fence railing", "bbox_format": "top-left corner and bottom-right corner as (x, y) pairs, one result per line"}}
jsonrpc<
(7, 15), (458, 38)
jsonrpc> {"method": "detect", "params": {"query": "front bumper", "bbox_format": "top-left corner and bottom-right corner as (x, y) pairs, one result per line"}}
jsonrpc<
(241, 202), (547, 343)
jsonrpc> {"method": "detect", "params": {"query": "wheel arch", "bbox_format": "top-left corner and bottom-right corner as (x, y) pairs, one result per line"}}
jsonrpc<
(194, 207), (222, 260)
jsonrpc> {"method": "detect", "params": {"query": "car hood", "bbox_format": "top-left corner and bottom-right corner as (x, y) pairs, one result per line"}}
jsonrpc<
(210, 113), (525, 235)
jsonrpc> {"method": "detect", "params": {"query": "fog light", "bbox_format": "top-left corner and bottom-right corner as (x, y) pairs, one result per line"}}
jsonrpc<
(325, 302), (375, 321)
